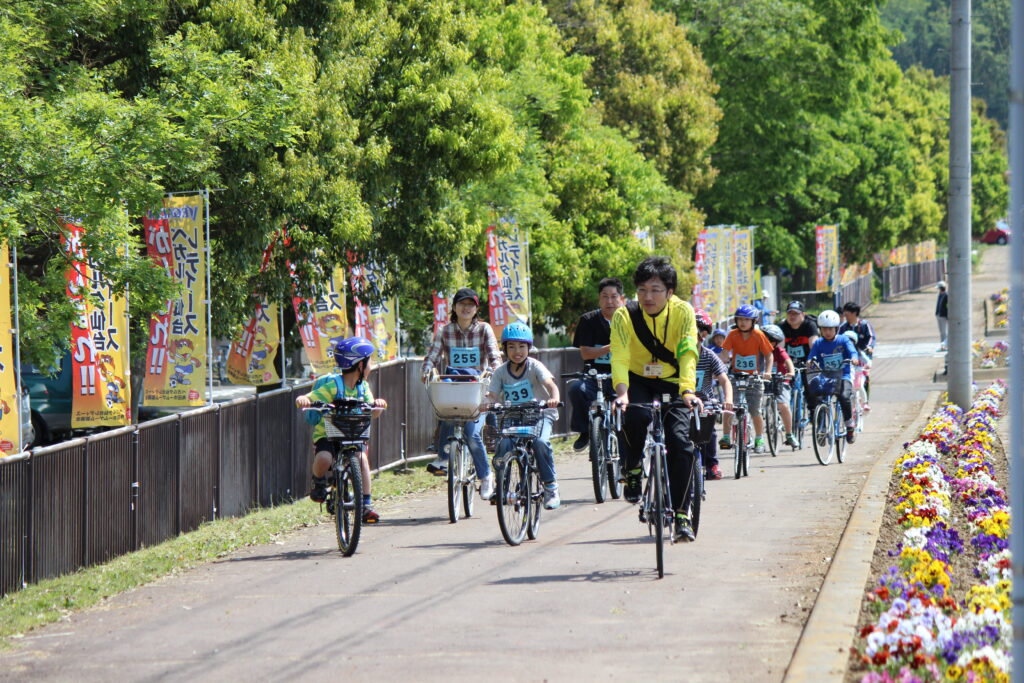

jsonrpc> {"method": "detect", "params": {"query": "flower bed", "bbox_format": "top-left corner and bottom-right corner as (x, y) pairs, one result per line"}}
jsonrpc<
(989, 289), (1008, 329)
(972, 339), (1009, 369)
(852, 381), (1009, 682)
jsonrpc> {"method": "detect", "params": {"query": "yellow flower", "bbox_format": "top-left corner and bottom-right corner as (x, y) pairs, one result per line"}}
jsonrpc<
(945, 665), (963, 679)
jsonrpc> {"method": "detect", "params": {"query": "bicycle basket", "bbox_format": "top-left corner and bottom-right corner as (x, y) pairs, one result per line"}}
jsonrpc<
(427, 379), (487, 420)
(690, 410), (716, 444)
(804, 367), (839, 398)
(498, 409), (544, 439)
(324, 411), (372, 441)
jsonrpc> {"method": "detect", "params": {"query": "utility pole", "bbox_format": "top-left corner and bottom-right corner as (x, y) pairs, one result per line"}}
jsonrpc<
(1007, 0), (1022, 677)
(947, 0), (973, 408)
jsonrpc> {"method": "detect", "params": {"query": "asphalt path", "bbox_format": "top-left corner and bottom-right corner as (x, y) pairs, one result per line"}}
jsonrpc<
(5, 252), (1000, 682)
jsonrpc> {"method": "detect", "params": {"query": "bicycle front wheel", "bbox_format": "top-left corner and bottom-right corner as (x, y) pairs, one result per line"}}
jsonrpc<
(812, 403), (834, 465)
(495, 454), (529, 546)
(765, 400), (779, 457)
(335, 452), (363, 556)
(447, 439), (463, 524)
(589, 415), (608, 503)
(607, 430), (624, 499)
(835, 402), (846, 464)
(462, 443), (476, 518)
(652, 448), (666, 579)
(793, 387), (805, 450)
(733, 412), (744, 479)
(691, 458), (702, 538)
(527, 461), (542, 540)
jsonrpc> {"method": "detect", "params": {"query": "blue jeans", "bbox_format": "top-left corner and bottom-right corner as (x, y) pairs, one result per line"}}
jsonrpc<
(496, 415), (556, 484)
(568, 376), (612, 434)
(438, 415), (489, 478)
(699, 425), (718, 468)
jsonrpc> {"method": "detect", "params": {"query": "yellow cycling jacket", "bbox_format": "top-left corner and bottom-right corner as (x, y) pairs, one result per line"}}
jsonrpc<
(610, 295), (698, 394)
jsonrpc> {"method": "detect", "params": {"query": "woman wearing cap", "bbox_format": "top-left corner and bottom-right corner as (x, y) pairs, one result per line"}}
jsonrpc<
(421, 288), (502, 499)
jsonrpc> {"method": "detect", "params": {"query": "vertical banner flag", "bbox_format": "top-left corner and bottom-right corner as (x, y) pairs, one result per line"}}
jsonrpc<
(0, 244), (19, 456)
(227, 300), (281, 385)
(691, 231), (707, 309)
(349, 257), (398, 361)
(228, 235), (281, 385)
(701, 226), (721, 322)
(494, 221), (531, 326)
(485, 228), (508, 337)
(732, 228), (754, 305)
(432, 291), (448, 338)
(719, 228), (735, 317)
(294, 266), (349, 376)
(63, 223), (131, 427)
(815, 224), (839, 292)
(142, 194), (207, 406)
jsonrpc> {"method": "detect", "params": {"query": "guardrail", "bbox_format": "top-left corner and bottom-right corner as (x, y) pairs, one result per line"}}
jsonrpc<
(0, 348), (583, 596)
(881, 259), (946, 300)
(835, 272), (874, 311)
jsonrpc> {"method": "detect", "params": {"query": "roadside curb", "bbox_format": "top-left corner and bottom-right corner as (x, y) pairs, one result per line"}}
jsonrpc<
(783, 388), (943, 682)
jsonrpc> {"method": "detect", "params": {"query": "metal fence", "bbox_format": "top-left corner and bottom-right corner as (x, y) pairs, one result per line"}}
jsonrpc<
(0, 348), (582, 596)
(834, 272), (874, 311)
(881, 259), (946, 300)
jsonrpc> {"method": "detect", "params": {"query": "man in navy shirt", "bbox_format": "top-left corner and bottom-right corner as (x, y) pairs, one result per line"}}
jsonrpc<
(569, 277), (625, 450)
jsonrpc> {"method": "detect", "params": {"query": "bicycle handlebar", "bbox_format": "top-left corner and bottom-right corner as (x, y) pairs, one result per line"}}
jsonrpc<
(561, 370), (613, 380)
(304, 399), (378, 412)
(485, 400), (564, 412)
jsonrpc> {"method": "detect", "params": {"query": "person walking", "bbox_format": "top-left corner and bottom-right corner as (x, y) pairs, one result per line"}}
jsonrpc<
(935, 281), (948, 350)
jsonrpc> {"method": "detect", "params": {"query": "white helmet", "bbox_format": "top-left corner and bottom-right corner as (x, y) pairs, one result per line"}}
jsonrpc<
(843, 330), (859, 343)
(817, 310), (841, 328)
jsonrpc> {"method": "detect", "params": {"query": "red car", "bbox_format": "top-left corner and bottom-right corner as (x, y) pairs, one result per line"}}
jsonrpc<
(980, 221), (1010, 245)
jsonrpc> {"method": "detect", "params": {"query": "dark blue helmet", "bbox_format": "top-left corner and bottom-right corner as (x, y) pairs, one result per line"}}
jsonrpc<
(734, 304), (758, 320)
(333, 336), (375, 370)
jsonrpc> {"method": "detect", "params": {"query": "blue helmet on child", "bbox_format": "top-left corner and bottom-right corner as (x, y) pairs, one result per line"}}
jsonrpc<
(501, 321), (534, 345)
(333, 336), (375, 370)
(734, 304), (758, 320)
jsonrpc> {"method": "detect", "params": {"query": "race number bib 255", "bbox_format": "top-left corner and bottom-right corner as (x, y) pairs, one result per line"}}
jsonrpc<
(450, 346), (480, 368)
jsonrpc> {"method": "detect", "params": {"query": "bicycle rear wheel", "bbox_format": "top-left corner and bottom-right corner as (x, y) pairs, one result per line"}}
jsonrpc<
(652, 448), (666, 579)
(446, 438), (463, 523)
(835, 403), (847, 463)
(335, 452), (363, 556)
(462, 444), (476, 518)
(527, 462), (542, 540)
(589, 415), (608, 503)
(495, 453), (529, 546)
(690, 458), (702, 538)
(733, 411), (744, 479)
(812, 403), (834, 465)
(855, 387), (867, 432)
(765, 400), (780, 457)
(607, 430), (623, 499)
(792, 378), (805, 450)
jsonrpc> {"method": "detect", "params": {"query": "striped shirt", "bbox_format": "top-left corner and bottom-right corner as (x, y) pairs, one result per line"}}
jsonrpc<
(421, 320), (502, 378)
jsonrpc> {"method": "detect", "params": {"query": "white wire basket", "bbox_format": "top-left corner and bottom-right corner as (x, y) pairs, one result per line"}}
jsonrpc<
(427, 378), (488, 420)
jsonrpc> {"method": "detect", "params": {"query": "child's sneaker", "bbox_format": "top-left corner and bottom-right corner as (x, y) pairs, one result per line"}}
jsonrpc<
(543, 483), (561, 510)
(310, 476), (328, 503)
(426, 457), (448, 475)
(363, 506), (380, 524)
(718, 435), (732, 449)
(753, 436), (766, 453)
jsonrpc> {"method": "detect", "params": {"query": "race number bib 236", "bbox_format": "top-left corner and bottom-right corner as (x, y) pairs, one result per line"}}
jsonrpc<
(734, 354), (757, 372)
(502, 379), (535, 404)
(450, 346), (480, 368)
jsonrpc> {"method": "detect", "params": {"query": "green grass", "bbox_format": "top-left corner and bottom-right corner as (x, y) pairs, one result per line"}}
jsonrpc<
(0, 461), (444, 646)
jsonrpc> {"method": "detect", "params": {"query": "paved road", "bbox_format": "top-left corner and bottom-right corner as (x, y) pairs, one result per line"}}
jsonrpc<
(6, 250), (1006, 682)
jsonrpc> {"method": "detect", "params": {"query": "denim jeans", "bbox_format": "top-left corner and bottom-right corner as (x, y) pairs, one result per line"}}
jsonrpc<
(496, 415), (556, 484)
(568, 375), (612, 434)
(438, 414), (489, 478)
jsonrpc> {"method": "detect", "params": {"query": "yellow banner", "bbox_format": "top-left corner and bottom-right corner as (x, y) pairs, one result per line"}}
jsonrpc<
(700, 227), (722, 321)
(912, 239), (937, 263)
(227, 300), (280, 385)
(719, 229), (734, 317)
(495, 221), (531, 326)
(142, 195), (208, 406)
(732, 228), (755, 305)
(65, 224), (131, 427)
(297, 267), (349, 375)
(0, 245), (19, 456)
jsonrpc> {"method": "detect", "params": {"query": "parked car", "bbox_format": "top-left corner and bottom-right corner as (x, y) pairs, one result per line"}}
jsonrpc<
(20, 387), (35, 449)
(20, 353), (73, 446)
(980, 220), (1010, 245)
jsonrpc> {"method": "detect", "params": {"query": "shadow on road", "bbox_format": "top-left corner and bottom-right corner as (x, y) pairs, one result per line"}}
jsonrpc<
(488, 568), (656, 584)
(221, 548), (338, 563)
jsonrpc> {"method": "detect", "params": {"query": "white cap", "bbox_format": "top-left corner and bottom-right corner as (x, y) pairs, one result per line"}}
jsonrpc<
(937, 280), (947, 289)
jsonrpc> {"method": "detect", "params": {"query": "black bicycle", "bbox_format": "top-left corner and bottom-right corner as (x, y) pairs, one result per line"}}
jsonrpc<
(762, 373), (790, 457)
(563, 370), (623, 503)
(304, 398), (374, 556)
(728, 374), (759, 479)
(487, 401), (561, 546)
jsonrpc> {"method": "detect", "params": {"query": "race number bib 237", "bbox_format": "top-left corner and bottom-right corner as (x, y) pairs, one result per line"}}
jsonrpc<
(787, 345), (806, 359)
(502, 379), (535, 404)
(734, 354), (757, 372)
(450, 346), (480, 368)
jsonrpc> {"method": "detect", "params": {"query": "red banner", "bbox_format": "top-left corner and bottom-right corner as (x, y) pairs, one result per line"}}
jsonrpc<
(143, 216), (175, 391)
(64, 224), (96, 400)
(692, 231), (706, 309)
(432, 291), (448, 337)
(486, 227), (509, 336)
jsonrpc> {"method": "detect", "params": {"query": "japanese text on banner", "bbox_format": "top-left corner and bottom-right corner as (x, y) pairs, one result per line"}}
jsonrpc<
(63, 223), (131, 427)
(0, 245), (19, 456)
(815, 224), (839, 292)
(227, 300), (280, 385)
(349, 258), (398, 361)
(294, 266), (349, 376)
(142, 195), (207, 406)
(691, 232), (706, 309)
(719, 229), (734, 317)
(432, 291), (448, 337)
(701, 227), (722, 322)
(732, 228), (754, 306)
(493, 222), (530, 326)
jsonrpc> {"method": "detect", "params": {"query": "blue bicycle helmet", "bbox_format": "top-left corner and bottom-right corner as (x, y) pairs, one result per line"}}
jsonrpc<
(501, 321), (534, 345)
(333, 336), (375, 370)
(734, 304), (758, 320)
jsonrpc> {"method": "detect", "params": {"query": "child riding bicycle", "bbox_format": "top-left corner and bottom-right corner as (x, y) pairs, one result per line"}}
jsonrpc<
(295, 337), (387, 523)
(484, 322), (562, 509)
(720, 305), (774, 453)
(805, 310), (857, 444)
(761, 324), (799, 448)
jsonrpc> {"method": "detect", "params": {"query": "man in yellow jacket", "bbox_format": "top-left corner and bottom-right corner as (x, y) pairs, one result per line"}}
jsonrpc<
(610, 256), (702, 543)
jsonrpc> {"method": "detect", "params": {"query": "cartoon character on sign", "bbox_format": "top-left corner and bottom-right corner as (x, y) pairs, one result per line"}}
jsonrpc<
(248, 326), (275, 374)
(0, 399), (9, 422)
(370, 315), (390, 360)
(97, 353), (127, 408)
(316, 313), (347, 352)
(168, 338), (198, 387)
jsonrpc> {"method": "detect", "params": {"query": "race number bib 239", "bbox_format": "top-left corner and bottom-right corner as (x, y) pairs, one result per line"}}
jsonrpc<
(823, 353), (843, 371)
(450, 346), (480, 368)
(734, 354), (757, 372)
(502, 379), (535, 404)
